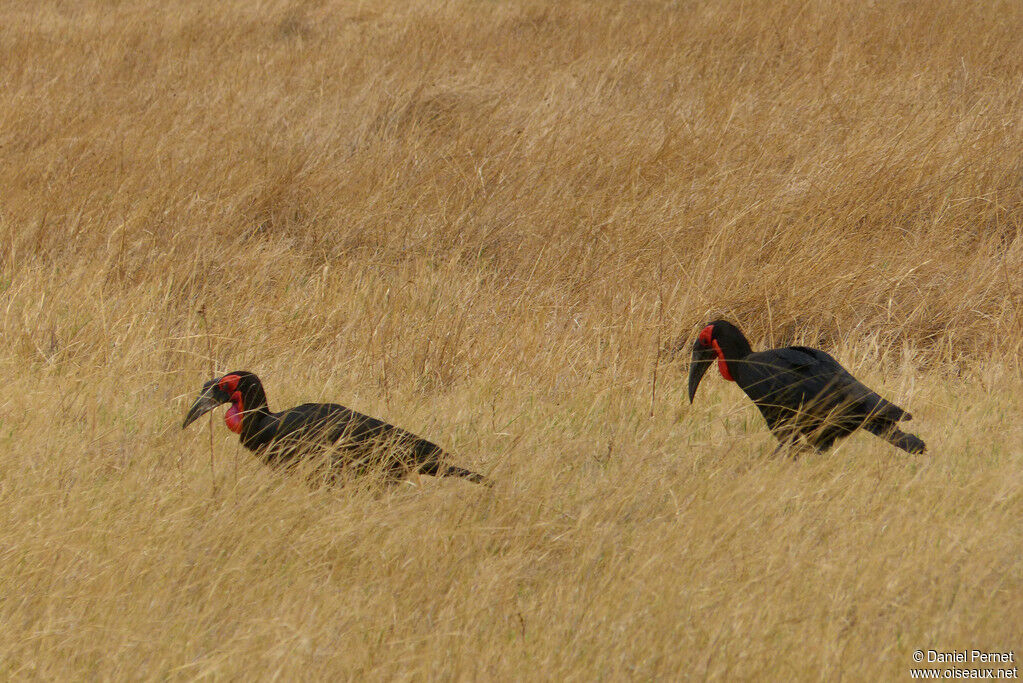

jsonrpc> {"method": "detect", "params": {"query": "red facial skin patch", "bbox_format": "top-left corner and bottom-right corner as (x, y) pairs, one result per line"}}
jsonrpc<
(218, 375), (244, 433)
(699, 325), (734, 382)
(218, 374), (240, 393)
(698, 325), (713, 347)
(224, 390), (244, 433)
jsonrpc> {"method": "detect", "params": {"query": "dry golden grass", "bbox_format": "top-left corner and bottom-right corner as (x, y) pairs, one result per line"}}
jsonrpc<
(1, 0), (1021, 678)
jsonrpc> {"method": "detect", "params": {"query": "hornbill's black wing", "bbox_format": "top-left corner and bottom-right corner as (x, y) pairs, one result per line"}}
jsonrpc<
(255, 403), (488, 483)
(263, 402), (439, 457)
(740, 347), (909, 432)
(765, 346), (924, 453)
(784, 347), (910, 423)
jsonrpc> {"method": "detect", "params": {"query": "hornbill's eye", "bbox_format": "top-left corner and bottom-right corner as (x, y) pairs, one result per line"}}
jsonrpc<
(182, 378), (233, 429)
(218, 374), (240, 393)
(697, 325), (714, 347)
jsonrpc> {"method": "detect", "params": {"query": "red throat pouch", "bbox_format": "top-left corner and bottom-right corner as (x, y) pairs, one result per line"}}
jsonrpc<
(711, 340), (734, 382)
(224, 391), (244, 433)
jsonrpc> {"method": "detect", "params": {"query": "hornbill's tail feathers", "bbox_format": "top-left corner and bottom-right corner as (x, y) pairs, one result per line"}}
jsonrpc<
(440, 465), (493, 486)
(415, 457), (492, 486)
(409, 439), (492, 486)
(857, 391), (912, 424)
(864, 422), (926, 454)
(886, 430), (926, 455)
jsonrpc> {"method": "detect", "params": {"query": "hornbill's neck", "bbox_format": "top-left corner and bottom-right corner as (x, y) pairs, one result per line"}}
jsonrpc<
(229, 378), (273, 446)
(236, 388), (272, 437)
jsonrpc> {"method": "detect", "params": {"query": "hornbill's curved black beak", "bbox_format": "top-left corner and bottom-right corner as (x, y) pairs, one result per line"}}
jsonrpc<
(687, 338), (716, 403)
(182, 379), (231, 429)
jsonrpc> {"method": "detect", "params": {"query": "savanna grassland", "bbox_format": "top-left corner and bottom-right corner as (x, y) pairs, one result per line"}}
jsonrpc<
(1, 0), (1021, 679)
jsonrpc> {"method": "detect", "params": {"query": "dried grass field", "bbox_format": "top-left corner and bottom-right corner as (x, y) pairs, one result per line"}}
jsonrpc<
(1, 0), (1022, 679)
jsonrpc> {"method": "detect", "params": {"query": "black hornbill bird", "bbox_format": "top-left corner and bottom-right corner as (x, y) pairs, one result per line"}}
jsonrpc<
(687, 320), (926, 455)
(182, 371), (491, 485)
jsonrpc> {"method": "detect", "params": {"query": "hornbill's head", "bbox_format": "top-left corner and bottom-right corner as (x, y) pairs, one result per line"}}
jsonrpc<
(687, 320), (747, 402)
(182, 371), (265, 433)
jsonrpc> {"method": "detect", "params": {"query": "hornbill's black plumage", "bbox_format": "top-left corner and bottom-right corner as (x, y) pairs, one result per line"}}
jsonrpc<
(182, 371), (491, 485)
(687, 320), (926, 455)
